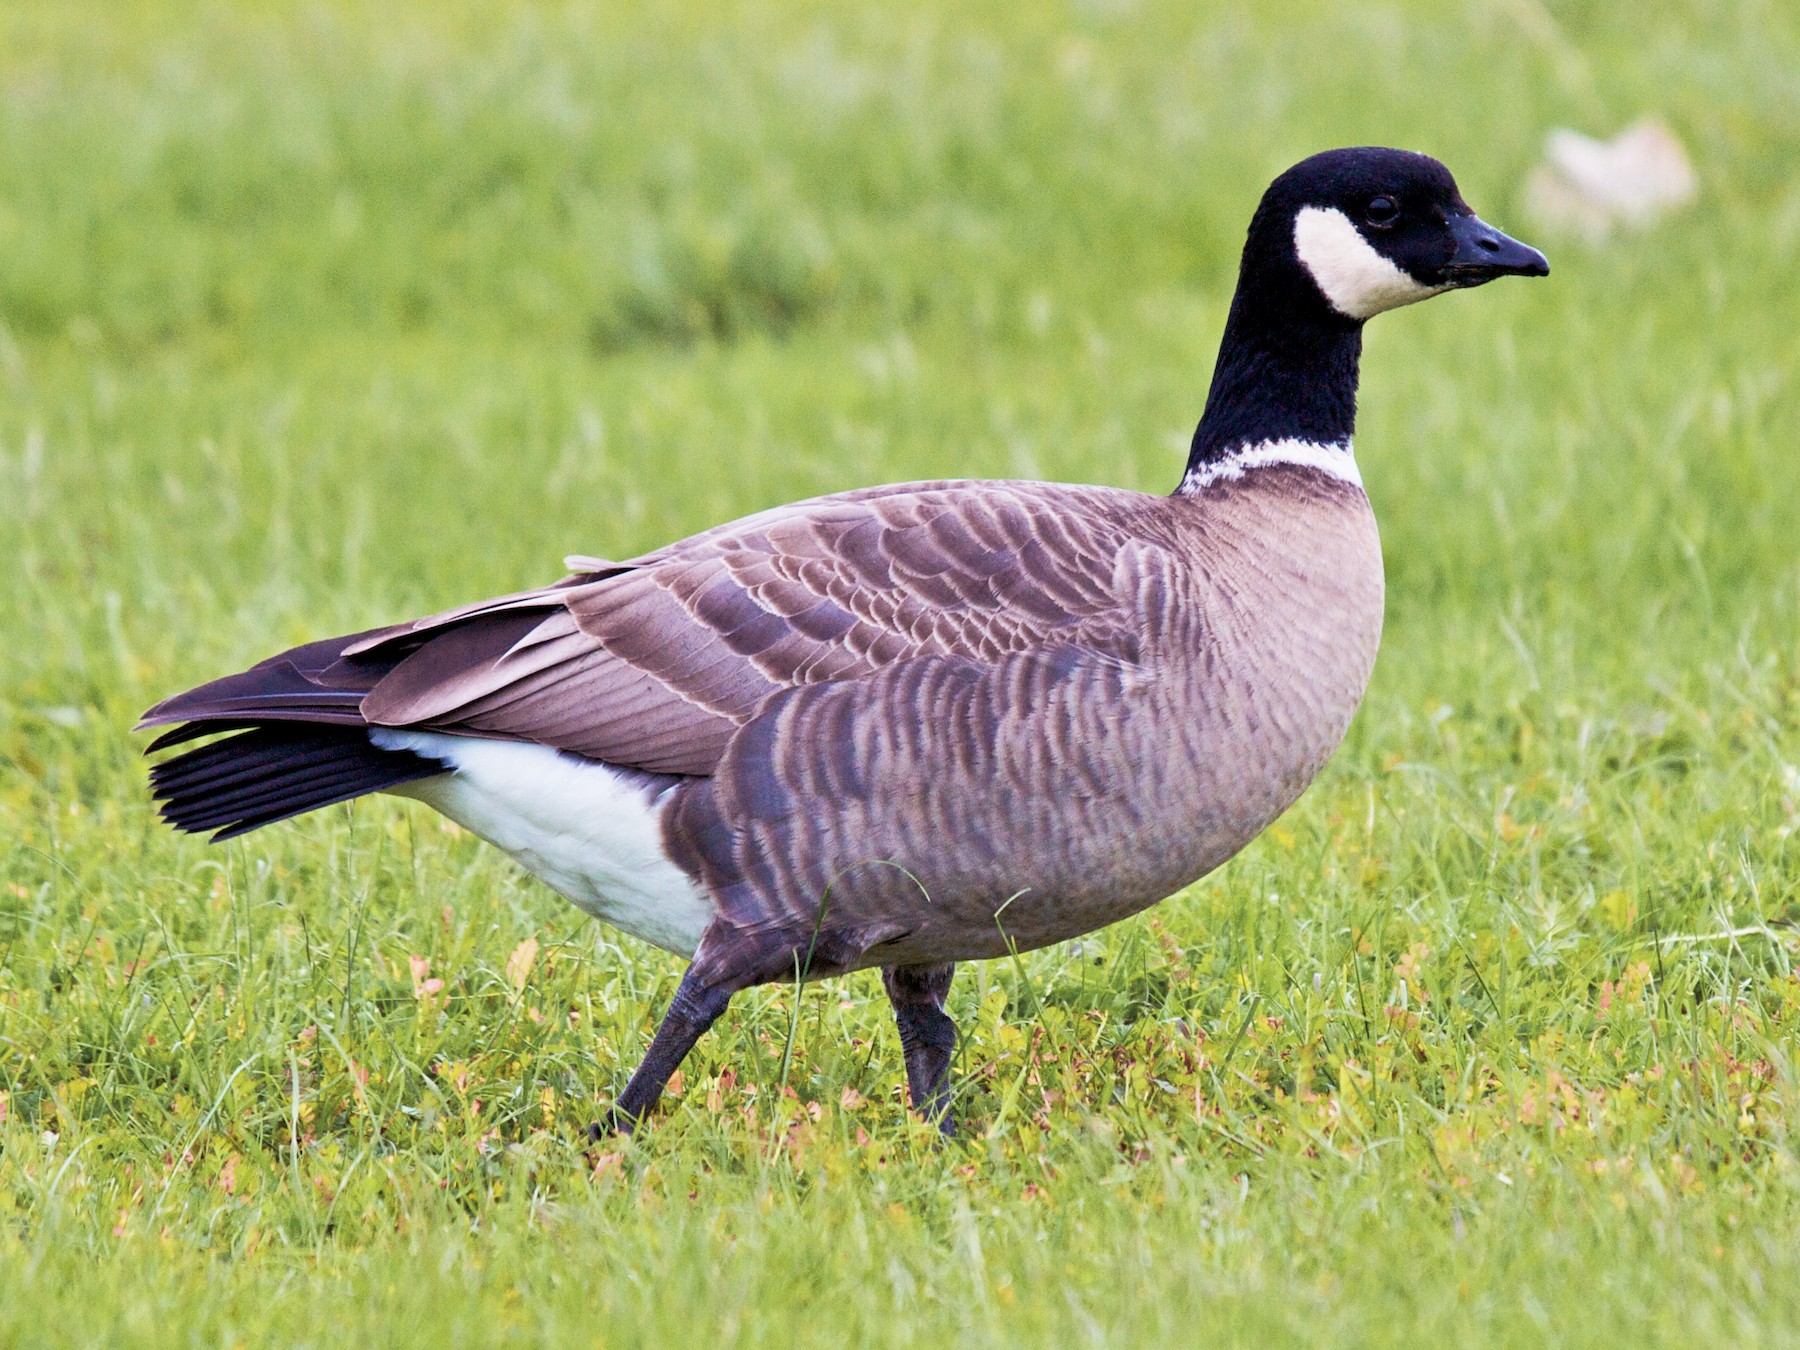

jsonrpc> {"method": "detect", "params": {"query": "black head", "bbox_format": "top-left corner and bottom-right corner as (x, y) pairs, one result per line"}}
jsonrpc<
(1252, 147), (1548, 322)
(1185, 147), (1547, 477)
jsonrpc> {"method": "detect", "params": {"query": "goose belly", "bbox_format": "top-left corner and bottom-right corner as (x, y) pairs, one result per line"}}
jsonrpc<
(370, 730), (713, 956)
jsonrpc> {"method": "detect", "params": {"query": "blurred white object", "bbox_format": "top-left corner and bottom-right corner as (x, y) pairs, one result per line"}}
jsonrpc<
(1525, 119), (1697, 239)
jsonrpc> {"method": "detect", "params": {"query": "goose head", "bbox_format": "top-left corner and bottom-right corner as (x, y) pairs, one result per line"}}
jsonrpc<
(1186, 147), (1547, 475)
(1257, 146), (1548, 323)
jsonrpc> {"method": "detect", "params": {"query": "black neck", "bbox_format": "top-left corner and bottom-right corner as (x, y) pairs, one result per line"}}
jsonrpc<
(1183, 268), (1363, 479)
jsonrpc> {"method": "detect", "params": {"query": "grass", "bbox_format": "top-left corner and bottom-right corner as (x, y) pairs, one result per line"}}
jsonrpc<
(3, 0), (1800, 1343)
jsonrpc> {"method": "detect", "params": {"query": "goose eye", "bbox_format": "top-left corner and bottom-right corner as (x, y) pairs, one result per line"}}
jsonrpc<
(1365, 196), (1400, 226)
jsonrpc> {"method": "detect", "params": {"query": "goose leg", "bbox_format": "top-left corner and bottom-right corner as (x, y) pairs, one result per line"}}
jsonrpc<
(882, 962), (959, 1134)
(591, 966), (733, 1138)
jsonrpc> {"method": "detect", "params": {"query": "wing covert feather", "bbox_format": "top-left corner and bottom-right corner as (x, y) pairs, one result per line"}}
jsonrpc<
(357, 481), (1162, 775)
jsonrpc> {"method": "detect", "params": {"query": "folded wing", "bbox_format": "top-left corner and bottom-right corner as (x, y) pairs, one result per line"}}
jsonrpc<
(142, 480), (1151, 777)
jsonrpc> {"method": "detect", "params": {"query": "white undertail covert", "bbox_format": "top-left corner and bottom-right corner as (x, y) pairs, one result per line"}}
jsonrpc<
(371, 730), (713, 956)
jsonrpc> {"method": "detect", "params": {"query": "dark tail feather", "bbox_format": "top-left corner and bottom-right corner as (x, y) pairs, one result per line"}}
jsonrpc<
(139, 615), (546, 839)
(149, 724), (447, 841)
(136, 629), (408, 744)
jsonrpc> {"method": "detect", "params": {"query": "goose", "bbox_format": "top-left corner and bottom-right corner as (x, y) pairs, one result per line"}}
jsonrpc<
(140, 147), (1547, 1136)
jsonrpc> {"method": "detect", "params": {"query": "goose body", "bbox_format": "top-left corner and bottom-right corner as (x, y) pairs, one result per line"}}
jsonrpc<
(141, 148), (1545, 1133)
(376, 467), (1381, 969)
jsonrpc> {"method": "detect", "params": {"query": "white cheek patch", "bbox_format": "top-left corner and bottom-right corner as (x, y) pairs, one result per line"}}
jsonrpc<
(1293, 206), (1445, 320)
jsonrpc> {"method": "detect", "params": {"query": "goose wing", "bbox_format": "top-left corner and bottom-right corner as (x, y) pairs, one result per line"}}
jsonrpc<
(331, 480), (1153, 776)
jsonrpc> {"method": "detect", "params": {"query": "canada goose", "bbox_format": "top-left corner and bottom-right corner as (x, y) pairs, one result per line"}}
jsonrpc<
(141, 148), (1547, 1136)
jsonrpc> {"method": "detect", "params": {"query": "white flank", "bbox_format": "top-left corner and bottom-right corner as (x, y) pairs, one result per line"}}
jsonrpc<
(1293, 206), (1445, 320)
(370, 729), (713, 956)
(1178, 437), (1363, 494)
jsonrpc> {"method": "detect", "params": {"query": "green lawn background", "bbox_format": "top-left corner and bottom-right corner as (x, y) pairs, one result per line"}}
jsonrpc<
(2, 0), (1799, 1344)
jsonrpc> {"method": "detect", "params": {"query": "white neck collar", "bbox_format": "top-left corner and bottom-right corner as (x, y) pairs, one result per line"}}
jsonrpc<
(1177, 437), (1363, 495)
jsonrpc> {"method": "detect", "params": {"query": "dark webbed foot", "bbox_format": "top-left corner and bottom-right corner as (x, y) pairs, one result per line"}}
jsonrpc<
(587, 940), (961, 1143)
(882, 962), (959, 1134)
(585, 1106), (639, 1142)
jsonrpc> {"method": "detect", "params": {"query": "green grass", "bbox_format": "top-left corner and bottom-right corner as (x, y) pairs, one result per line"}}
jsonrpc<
(4, 0), (1800, 1344)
